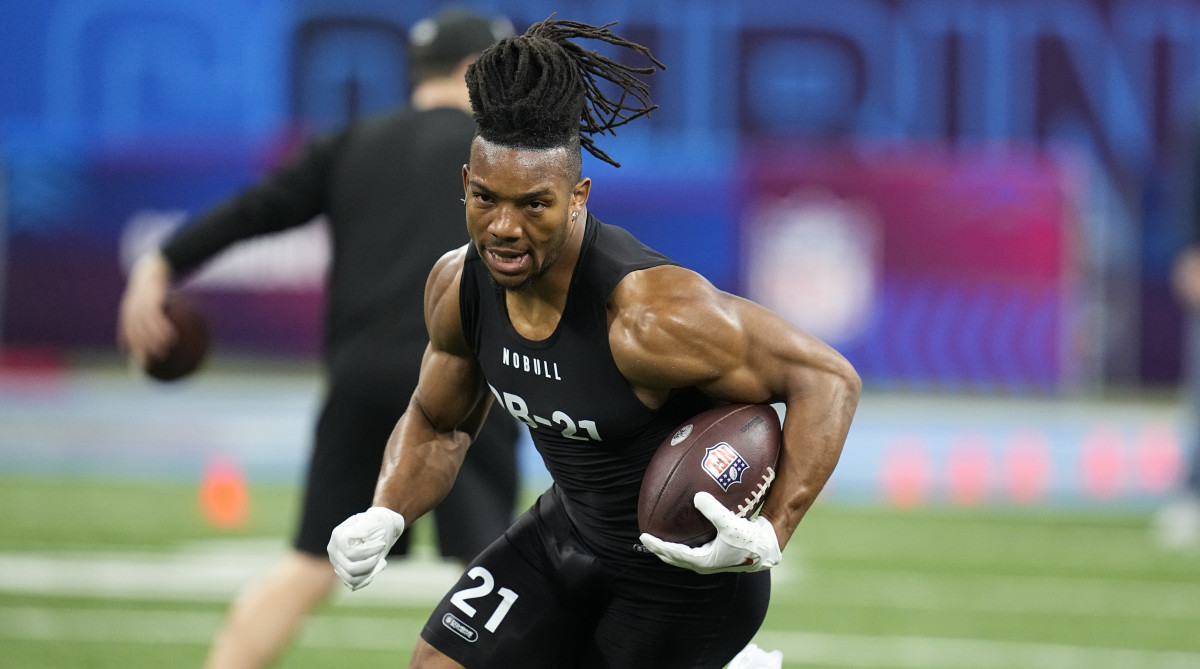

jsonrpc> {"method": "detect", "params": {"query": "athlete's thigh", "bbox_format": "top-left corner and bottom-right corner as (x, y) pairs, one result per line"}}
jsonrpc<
(418, 533), (596, 668)
(593, 569), (772, 668)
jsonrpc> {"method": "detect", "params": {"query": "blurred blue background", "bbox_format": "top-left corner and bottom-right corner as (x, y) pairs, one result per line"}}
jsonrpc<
(4, 0), (1194, 389)
(4, 8), (1198, 666)
(2, 0), (1198, 506)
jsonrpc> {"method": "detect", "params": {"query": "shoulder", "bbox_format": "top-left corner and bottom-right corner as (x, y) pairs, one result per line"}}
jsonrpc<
(368, 107), (473, 137)
(425, 245), (472, 356)
(609, 264), (717, 313)
(356, 107), (415, 130)
(608, 264), (729, 348)
(344, 107), (464, 143)
(426, 244), (469, 315)
(338, 109), (411, 146)
(608, 265), (734, 390)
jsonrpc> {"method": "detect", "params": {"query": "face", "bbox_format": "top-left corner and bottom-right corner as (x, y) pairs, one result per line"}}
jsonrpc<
(462, 138), (590, 292)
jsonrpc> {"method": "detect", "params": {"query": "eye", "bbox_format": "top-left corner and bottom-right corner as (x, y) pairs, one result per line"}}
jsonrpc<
(526, 201), (547, 212)
(472, 192), (493, 205)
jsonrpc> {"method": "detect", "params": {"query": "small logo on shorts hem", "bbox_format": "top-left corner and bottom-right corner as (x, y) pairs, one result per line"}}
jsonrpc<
(442, 613), (478, 642)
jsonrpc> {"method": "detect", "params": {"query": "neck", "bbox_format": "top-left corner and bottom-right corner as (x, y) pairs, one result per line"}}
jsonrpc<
(410, 77), (472, 112)
(503, 212), (587, 340)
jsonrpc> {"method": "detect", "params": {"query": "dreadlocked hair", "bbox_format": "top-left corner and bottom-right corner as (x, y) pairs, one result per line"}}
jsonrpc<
(465, 17), (666, 169)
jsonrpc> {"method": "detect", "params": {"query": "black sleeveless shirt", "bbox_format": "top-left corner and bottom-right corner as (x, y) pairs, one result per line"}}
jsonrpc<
(460, 214), (714, 564)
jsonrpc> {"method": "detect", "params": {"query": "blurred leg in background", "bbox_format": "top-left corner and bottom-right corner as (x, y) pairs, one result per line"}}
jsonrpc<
(1157, 248), (1200, 550)
(204, 551), (336, 669)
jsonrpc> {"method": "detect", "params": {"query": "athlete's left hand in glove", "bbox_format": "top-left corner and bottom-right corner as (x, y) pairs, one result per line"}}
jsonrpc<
(327, 506), (406, 591)
(639, 491), (782, 574)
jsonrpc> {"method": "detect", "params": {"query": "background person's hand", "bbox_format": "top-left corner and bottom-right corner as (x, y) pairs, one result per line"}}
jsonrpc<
(118, 253), (176, 366)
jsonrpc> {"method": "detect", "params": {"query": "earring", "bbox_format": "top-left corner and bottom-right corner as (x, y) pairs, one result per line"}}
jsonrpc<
(460, 198), (466, 204)
(572, 211), (578, 219)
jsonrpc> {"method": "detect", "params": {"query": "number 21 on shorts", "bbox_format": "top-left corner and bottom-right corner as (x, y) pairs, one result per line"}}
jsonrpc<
(445, 566), (519, 640)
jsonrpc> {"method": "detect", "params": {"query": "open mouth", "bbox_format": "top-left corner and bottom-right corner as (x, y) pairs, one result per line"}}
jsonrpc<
(486, 248), (529, 274)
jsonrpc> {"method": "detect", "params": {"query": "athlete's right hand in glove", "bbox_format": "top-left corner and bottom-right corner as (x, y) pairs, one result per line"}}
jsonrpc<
(327, 506), (406, 591)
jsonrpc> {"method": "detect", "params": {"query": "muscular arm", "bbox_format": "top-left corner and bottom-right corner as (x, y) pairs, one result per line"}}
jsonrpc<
(610, 265), (861, 550)
(371, 246), (493, 520)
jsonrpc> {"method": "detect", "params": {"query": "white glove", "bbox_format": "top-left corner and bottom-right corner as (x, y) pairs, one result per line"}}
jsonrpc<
(639, 491), (782, 574)
(326, 506), (406, 591)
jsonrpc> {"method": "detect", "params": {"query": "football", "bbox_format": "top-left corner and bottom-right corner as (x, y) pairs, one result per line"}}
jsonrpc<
(638, 403), (782, 547)
(145, 294), (210, 382)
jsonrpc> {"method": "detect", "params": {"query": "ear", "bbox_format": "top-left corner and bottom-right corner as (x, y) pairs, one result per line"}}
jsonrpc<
(462, 164), (471, 198)
(572, 177), (591, 211)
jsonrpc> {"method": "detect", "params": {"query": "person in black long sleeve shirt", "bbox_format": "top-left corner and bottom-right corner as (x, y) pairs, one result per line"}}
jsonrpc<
(118, 10), (519, 668)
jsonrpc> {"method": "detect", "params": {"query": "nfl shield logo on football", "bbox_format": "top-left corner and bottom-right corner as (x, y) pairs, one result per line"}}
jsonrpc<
(701, 442), (749, 491)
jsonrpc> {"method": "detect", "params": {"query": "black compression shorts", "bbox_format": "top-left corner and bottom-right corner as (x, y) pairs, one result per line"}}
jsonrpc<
(420, 486), (771, 668)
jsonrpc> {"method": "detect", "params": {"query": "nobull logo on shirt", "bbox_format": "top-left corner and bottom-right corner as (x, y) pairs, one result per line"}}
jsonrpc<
(502, 347), (562, 381)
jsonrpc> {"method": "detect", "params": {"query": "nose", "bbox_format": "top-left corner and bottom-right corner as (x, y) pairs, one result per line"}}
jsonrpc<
(486, 205), (521, 240)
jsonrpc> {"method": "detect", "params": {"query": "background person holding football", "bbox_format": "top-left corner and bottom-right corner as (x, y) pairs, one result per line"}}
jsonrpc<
(118, 9), (521, 669)
(327, 16), (861, 669)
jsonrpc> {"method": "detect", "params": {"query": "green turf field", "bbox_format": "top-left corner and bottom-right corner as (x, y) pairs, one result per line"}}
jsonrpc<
(1, 475), (1197, 669)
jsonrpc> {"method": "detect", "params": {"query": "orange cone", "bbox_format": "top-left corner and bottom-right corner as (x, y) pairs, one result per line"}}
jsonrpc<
(200, 456), (249, 529)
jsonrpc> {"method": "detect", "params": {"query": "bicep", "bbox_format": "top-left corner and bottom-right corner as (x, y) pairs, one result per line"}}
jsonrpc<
(413, 246), (489, 433)
(409, 343), (490, 435)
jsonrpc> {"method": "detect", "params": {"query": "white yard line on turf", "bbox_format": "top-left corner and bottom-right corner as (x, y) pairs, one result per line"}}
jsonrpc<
(2, 545), (1196, 622)
(0, 606), (426, 650)
(0, 541), (463, 605)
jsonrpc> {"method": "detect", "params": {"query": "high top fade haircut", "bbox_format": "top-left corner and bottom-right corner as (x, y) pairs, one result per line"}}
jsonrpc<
(465, 17), (666, 174)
